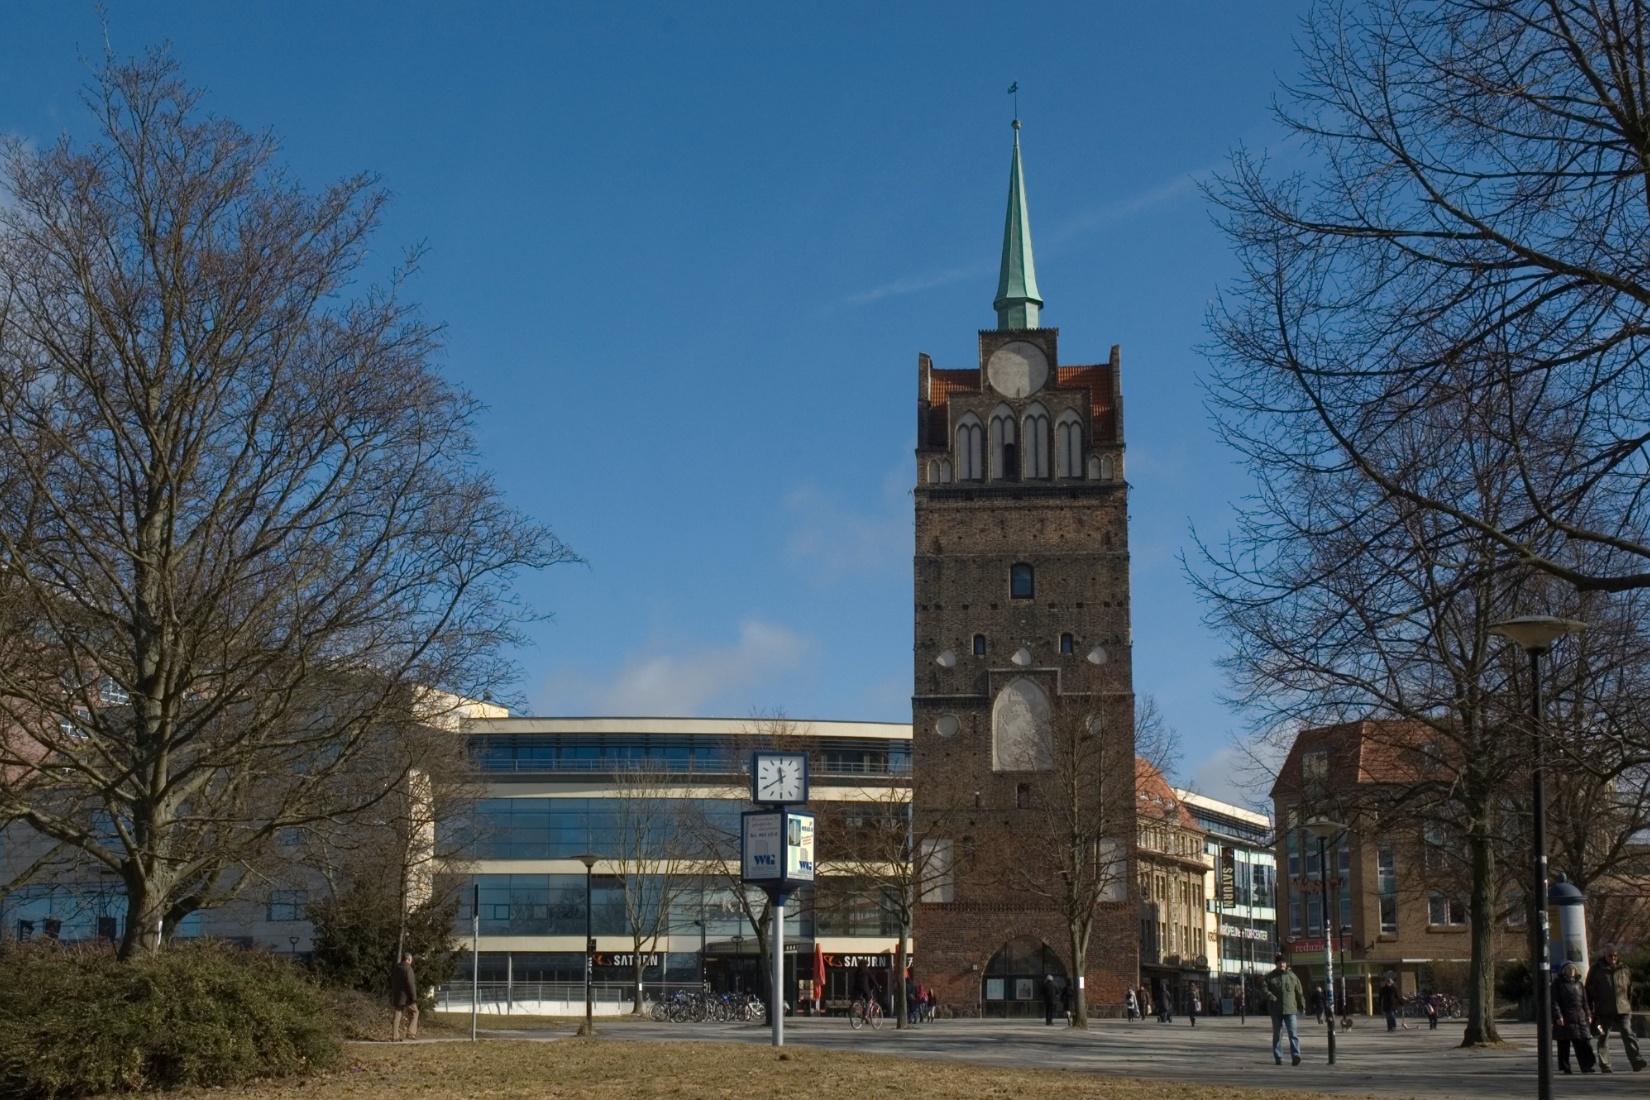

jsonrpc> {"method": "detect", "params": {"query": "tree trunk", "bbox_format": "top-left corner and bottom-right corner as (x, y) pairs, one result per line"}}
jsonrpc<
(895, 929), (909, 1029)
(1461, 831), (1502, 1045)
(118, 869), (166, 959)
(1069, 921), (1091, 1027)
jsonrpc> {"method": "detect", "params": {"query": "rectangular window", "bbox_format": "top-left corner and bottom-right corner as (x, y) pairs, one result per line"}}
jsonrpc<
(1379, 896), (1397, 935)
(1377, 842), (1397, 934)
(268, 890), (307, 922)
(1302, 749), (1329, 796)
(973, 634), (987, 657)
(1428, 893), (1467, 927)
(1059, 633), (1074, 655)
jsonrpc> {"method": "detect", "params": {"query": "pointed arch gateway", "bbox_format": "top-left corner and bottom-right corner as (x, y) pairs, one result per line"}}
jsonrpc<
(982, 936), (1068, 1018)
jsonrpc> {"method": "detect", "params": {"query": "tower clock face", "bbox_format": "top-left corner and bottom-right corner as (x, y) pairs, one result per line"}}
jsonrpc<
(986, 340), (1049, 397)
(751, 751), (808, 804)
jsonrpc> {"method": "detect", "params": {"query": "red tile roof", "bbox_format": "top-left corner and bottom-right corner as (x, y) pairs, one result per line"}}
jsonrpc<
(1057, 366), (1116, 443)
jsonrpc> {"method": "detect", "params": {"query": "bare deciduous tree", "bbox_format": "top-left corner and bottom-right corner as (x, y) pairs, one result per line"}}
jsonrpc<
(610, 766), (696, 1013)
(1208, 0), (1650, 594)
(817, 778), (963, 1028)
(0, 52), (573, 957)
(1191, 396), (1650, 1044)
(1007, 695), (1166, 1027)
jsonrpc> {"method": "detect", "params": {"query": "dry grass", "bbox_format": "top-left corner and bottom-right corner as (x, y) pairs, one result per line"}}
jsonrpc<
(165, 1039), (1372, 1100)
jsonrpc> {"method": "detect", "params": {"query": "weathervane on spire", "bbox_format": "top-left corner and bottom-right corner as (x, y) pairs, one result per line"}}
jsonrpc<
(1007, 81), (1019, 126)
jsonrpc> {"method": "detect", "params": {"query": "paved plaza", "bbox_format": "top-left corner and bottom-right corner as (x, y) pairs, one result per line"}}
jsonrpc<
(464, 1014), (1648, 1099)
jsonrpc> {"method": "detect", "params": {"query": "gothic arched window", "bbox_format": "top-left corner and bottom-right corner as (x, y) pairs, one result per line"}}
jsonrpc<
(927, 457), (953, 484)
(1023, 404), (1050, 479)
(1100, 455), (1115, 481)
(990, 404), (1018, 481)
(1056, 410), (1083, 478)
(956, 415), (984, 480)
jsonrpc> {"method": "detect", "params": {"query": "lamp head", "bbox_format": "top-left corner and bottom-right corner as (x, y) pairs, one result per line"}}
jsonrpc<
(1303, 817), (1344, 840)
(574, 853), (600, 870)
(1489, 616), (1587, 653)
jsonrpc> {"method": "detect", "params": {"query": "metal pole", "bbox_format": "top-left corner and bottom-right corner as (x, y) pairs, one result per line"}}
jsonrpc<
(1319, 835), (1335, 1065)
(471, 883), (479, 1042)
(506, 953), (513, 1016)
(1531, 647), (1553, 1100)
(772, 892), (785, 1047)
(585, 863), (595, 1037)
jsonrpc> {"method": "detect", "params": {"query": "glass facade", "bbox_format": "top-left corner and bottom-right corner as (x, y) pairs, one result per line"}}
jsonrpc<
(446, 797), (743, 860)
(456, 874), (816, 938)
(469, 735), (912, 777)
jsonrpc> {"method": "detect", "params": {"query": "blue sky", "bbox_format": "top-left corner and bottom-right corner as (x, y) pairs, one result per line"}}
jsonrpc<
(0, 2), (1310, 805)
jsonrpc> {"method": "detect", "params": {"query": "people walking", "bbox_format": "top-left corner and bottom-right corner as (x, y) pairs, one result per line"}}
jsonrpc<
(1042, 974), (1058, 1026)
(390, 952), (419, 1041)
(1586, 945), (1645, 1073)
(1264, 953), (1305, 1066)
(1553, 962), (1598, 1073)
(1060, 979), (1073, 1025)
(1189, 990), (1201, 1026)
(1425, 993), (1440, 1030)
(1378, 977), (1400, 1032)
(1125, 987), (1139, 1021)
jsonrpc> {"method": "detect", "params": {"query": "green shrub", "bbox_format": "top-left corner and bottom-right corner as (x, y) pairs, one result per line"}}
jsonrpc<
(0, 940), (339, 1098)
(308, 887), (459, 1005)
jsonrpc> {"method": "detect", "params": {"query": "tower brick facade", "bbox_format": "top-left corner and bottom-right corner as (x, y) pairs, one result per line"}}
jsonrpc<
(911, 325), (1139, 1017)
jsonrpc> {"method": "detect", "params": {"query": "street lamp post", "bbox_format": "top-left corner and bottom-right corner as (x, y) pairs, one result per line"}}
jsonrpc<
(1305, 818), (1345, 1066)
(1490, 615), (1586, 1100)
(575, 853), (599, 1037)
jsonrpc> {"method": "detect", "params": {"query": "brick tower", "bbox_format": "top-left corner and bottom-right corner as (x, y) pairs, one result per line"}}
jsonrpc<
(911, 119), (1138, 1018)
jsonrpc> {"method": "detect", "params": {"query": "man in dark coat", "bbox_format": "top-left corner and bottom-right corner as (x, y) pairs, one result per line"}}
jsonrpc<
(1586, 945), (1645, 1073)
(1378, 977), (1400, 1031)
(1553, 962), (1598, 1073)
(1263, 954), (1305, 1066)
(1042, 974), (1058, 1026)
(390, 952), (419, 1041)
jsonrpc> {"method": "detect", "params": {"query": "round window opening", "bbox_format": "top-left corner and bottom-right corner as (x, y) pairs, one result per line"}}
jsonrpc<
(936, 714), (961, 738)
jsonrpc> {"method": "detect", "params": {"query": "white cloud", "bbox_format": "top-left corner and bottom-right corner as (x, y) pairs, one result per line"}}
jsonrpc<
(1046, 167), (1210, 243)
(1183, 739), (1286, 812)
(843, 262), (990, 307)
(784, 483), (910, 583)
(836, 164), (1211, 311)
(538, 619), (809, 716)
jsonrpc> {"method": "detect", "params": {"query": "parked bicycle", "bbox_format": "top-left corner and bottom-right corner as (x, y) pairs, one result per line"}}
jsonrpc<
(650, 989), (766, 1023)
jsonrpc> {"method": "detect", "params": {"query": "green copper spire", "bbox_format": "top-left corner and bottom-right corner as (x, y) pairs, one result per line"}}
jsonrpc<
(993, 119), (1042, 330)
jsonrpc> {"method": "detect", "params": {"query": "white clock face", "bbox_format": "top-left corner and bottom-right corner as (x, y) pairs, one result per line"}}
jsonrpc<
(754, 753), (805, 803)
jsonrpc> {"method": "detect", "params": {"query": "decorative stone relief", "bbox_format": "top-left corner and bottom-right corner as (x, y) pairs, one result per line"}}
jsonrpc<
(992, 677), (1052, 772)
